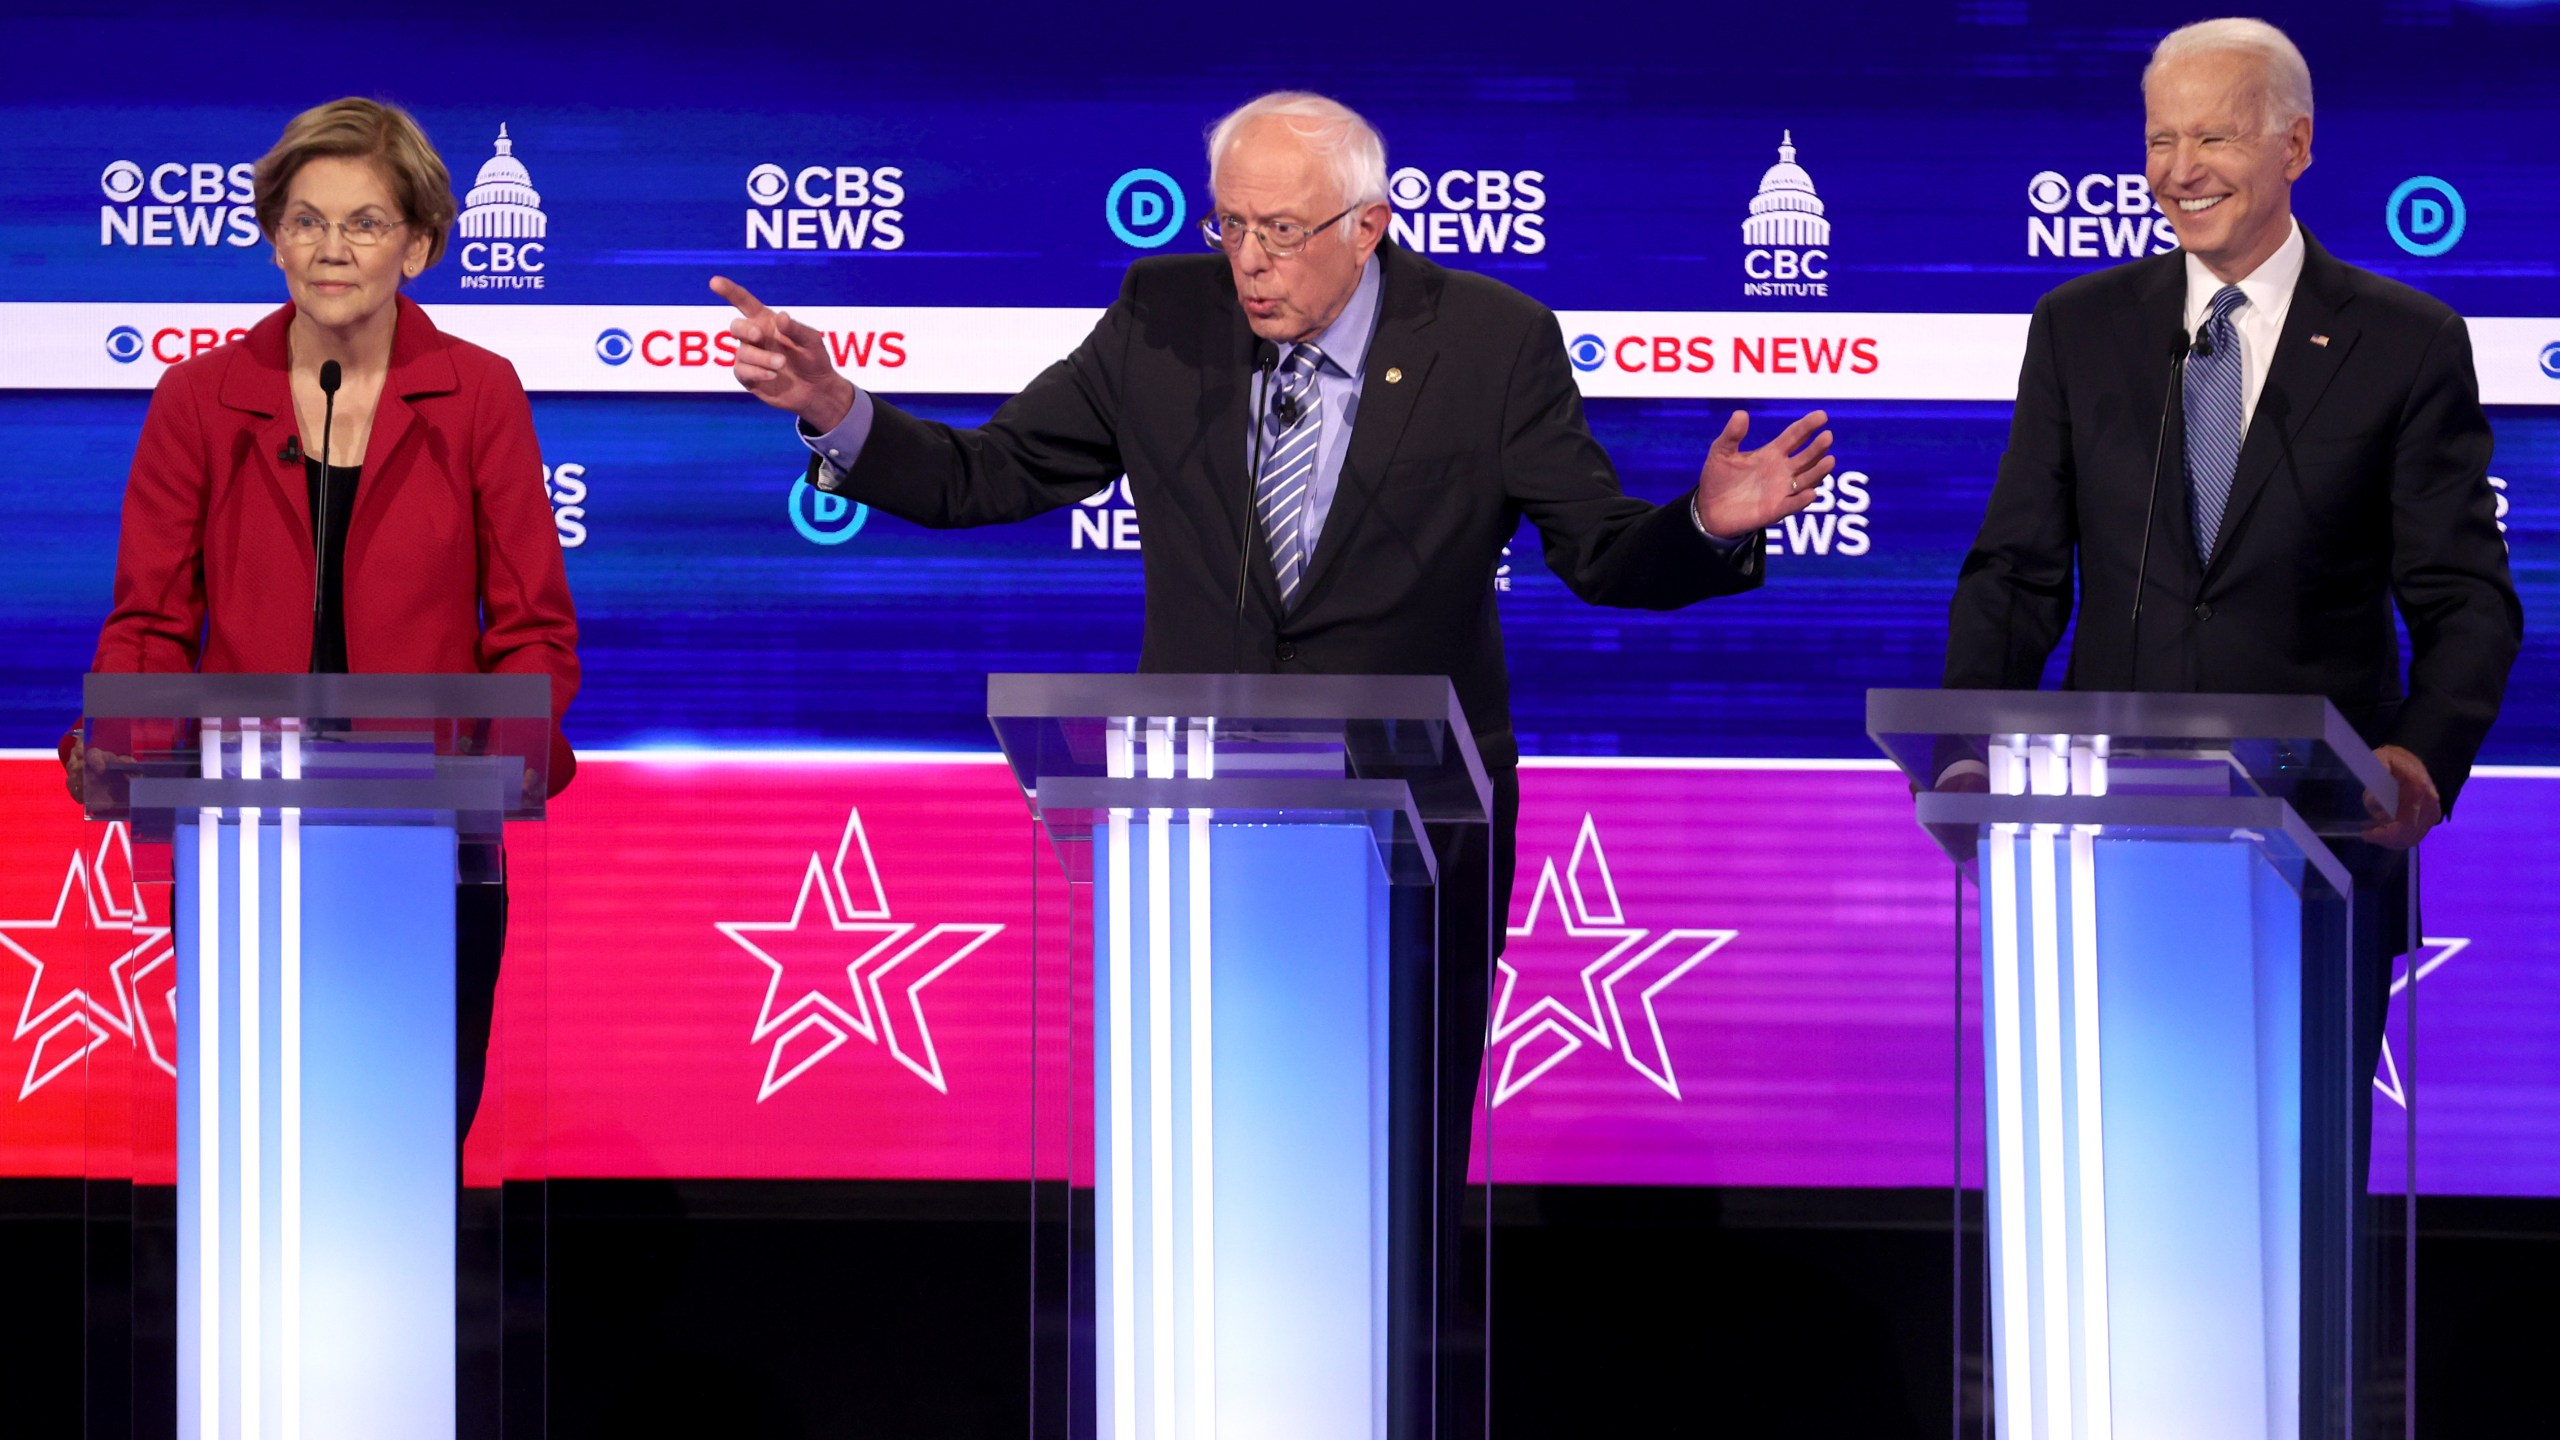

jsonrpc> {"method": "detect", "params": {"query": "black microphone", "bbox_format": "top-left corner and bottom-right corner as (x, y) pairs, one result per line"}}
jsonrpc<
(277, 435), (303, 464)
(1273, 383), (1303, 428)
(2127, 330), (2197, 687)
(2189, 321), (2215, 359)
(309, 359), (341, 674)
(1232, 343), (1279, 669)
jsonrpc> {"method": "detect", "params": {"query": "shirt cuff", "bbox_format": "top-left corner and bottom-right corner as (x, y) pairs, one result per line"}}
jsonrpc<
(1687, 494), (1753, 556)
(798, 388), (875, 491)
(1933, 758), (1991, 789)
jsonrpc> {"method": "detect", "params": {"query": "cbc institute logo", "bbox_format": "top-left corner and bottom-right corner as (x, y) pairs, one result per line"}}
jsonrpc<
(1741, 131), (1829, 297)
(455, 124), (548, 290)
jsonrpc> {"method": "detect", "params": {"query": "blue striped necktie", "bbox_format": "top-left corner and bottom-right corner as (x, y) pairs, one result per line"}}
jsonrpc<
(1257, 343), (1327, 605)
(2183, 284), (2249, 566)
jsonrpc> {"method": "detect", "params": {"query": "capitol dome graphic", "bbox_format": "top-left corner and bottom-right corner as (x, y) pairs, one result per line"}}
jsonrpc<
(458, 124), (545, 241)
(1741, 131), (1829, 248)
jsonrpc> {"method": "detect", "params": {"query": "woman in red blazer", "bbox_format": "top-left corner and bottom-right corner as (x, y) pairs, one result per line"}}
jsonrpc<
(64, 97), (578, 1133)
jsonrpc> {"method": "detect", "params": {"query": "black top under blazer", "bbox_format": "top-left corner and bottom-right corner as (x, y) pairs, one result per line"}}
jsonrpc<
(826, 240), (1762, 772)
(1944, 227), (2521, 811)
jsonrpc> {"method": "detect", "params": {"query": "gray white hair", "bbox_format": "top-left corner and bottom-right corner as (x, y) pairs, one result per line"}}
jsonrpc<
(2144, 18), (2315, 132)
(1205, 91), (1390, 221)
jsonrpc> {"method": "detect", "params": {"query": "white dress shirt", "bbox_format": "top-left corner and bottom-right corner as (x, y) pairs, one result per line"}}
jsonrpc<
(2182, 217), (2304, 437)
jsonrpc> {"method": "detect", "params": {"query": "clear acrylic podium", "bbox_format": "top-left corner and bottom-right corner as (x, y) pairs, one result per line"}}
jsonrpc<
(81, 673), (552, 1440)
(993, 674), (1494, 1440)
(1870, 689), (2414, 1440)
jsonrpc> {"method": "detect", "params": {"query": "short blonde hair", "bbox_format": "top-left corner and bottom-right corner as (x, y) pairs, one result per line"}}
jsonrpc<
(253, 98), (456, 269)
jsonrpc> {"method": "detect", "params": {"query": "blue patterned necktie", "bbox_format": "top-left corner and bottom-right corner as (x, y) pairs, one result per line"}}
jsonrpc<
(1256, 343), (1327, 604)
(2183, 284), (2249, 566)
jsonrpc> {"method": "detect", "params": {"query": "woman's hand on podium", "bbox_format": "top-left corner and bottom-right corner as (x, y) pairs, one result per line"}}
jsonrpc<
(2361, 744), (2443, 849)
(1695, 408), (1836, 539)
(59, 738), (128, 809)
(710, 276), (857, 434)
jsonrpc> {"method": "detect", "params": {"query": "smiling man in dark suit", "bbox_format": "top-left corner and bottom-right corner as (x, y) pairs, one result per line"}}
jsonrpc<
(1944, 18), (2521, 1122)
(711, 87), (1834, 1430)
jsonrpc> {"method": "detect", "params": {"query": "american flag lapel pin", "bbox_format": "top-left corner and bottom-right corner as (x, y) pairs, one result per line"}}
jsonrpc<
(2309, 334), (2331, 347)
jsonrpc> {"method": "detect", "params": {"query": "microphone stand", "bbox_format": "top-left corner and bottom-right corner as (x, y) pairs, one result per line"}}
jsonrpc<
(309, 359), (343, 675)
(1231, 346), (1276, 671)
(2129, 327), (2203, 690)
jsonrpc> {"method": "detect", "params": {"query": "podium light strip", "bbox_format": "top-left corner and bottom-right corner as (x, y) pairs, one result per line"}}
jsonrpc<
(1985, 819), (2033, 1436)
(2069, 824), (2114, 1439)
(1105, 719), (1137, 1440)
(196, 722), (221, 1440)
(280, 727), (304, 1440)
(1145, 720), (1175, 1438)
(1187, 719), (1217, 1440)
(240, 725), (262, 1440)
(2029, 823), (2070, 1439)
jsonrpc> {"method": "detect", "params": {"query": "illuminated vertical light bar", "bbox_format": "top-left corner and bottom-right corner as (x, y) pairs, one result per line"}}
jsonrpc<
(1105, 718), (1139, 1440)
(195, 721), (224, 1440)
(279, 721), (303, 1440)
(2068, 739), (2113, 1438)
(1984, 736), (2034, 1440)
(1184, 718), (1216, 1440)
(2028, 736), (2071, 1438)
(1144, 718), (1176, 1437)
(240, 722), (263, 1440)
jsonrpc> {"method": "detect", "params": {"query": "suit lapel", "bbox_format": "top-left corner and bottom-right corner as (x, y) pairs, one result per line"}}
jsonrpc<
(1294, 245), (1440, 610)
(1199, 286), (1282, 614)
(346, 297), (458, 555)
(2204, 231), (2357, 580)
(2130, 256), (2204, 591)
(218, 308), (314, 558)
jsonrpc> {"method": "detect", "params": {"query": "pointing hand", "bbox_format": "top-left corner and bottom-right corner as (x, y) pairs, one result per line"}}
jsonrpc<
(710, 275), (856, 433)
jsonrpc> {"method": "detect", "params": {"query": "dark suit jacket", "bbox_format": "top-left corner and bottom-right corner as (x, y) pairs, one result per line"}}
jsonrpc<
(826, 241), (1760, 771)
(1945, 228), (2520, 811)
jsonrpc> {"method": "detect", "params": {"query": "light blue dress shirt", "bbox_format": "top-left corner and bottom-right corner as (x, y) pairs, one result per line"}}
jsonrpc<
(1258, 254), (1382, 556)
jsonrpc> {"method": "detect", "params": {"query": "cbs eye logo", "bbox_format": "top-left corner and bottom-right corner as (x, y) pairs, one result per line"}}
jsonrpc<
(1566, 334), (1607, 372)
(105, 326), (145, 363)
(101, 161), (146, 202)
(1106, 168), (1186, 249)
(594, 328), (635, 366)
(746, 164), (790, 206)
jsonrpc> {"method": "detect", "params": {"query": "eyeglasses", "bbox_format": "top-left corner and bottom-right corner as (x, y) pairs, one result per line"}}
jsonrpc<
(279, 213), (407, 248)
(1201, 205), (1358, 258)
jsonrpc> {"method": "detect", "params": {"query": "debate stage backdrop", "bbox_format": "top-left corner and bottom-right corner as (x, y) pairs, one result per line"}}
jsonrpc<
(3, 0), (2556, 1198)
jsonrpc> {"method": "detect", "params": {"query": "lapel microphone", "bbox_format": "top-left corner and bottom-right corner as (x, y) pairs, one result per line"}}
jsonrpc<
(309, 359), (342, 674)
(277, 435), (303, 464)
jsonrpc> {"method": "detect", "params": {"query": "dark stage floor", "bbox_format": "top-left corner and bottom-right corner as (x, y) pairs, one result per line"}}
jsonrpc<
(6, 1179), (2553, 1437)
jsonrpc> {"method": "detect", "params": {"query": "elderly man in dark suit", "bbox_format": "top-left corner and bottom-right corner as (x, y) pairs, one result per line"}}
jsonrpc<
(713, 87), (1834, 1431)
(1943, 17), (2521, 1151)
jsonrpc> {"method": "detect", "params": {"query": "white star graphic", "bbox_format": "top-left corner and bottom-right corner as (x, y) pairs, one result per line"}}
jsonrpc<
(715, 809), (1002, 1101)
(1, 825), (171, 1099)
(2373, 936), (2466, 1111)
(1485, 814), (1734, 1107)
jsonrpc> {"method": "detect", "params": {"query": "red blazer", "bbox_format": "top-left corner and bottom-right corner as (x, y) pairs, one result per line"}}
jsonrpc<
(77, 295), (580, 792)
